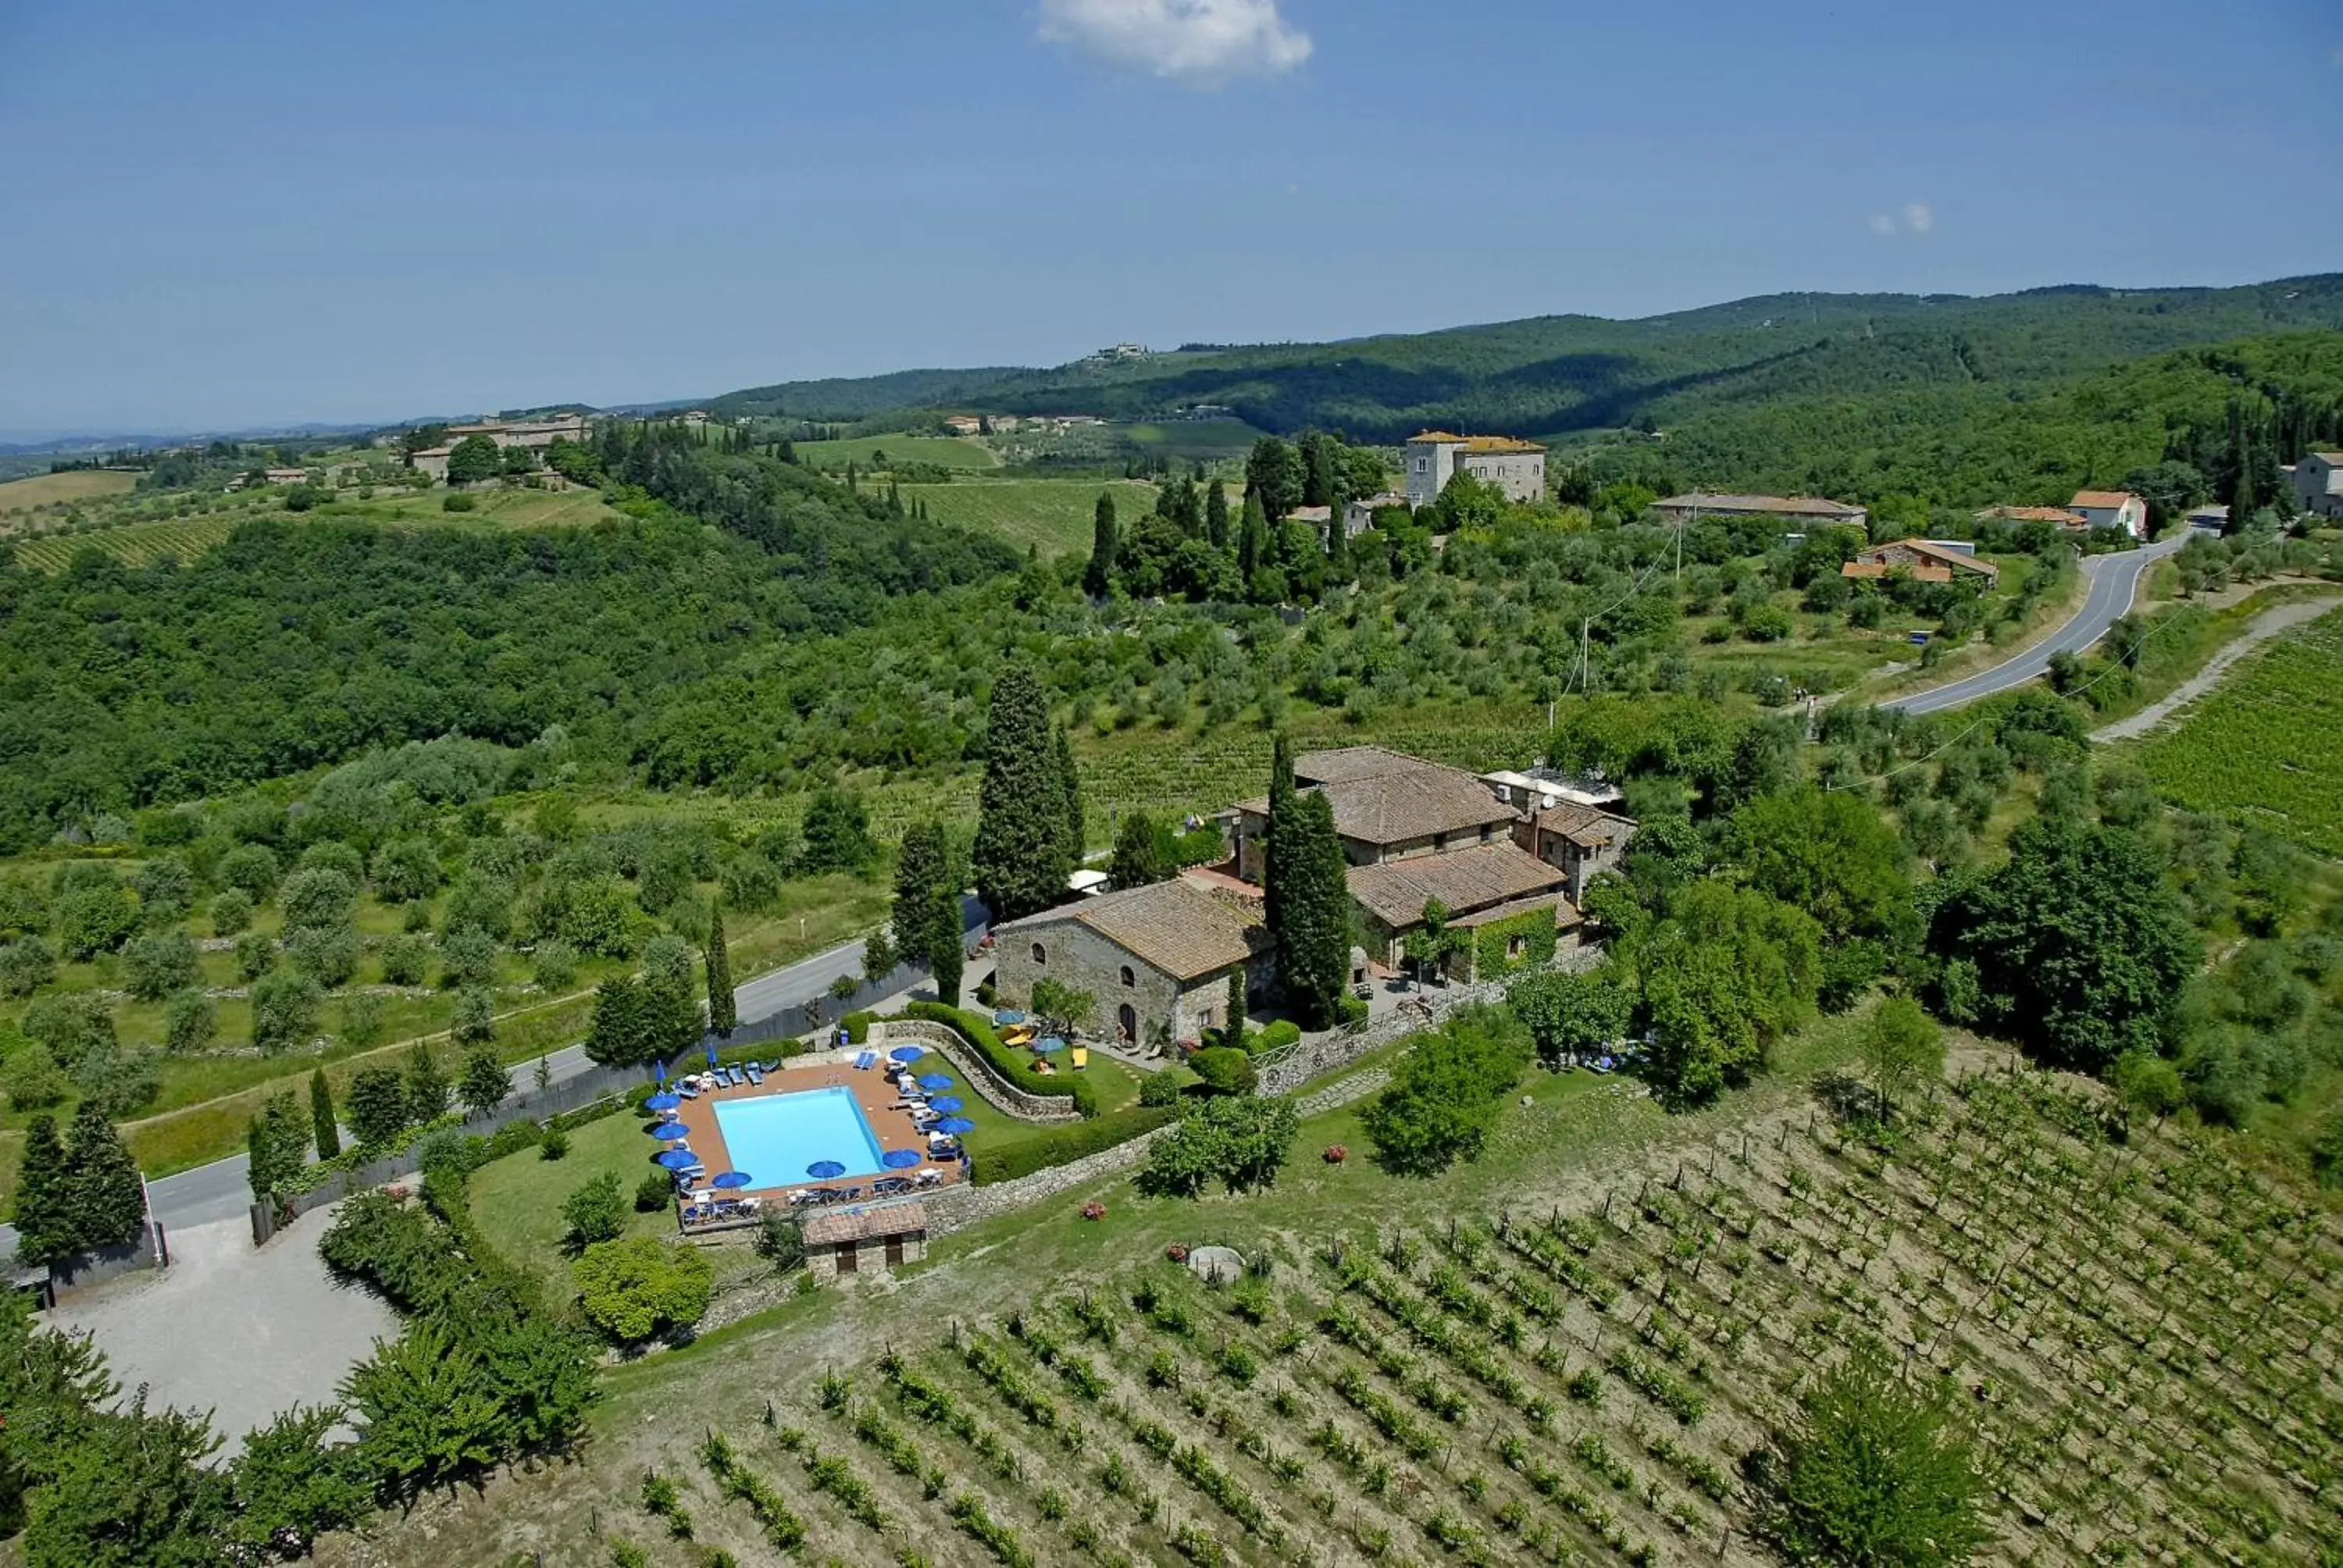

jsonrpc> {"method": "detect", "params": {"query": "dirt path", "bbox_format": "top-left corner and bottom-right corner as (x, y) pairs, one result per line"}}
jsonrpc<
(2090, 595), (2343, 743)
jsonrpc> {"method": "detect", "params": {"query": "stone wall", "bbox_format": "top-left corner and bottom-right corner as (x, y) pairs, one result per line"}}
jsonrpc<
(871, 1019), (1084, 1124)
(917, 1123), (1177, 1235)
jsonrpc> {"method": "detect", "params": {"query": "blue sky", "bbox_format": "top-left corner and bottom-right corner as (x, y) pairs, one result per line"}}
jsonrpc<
(2, 0), (2338, 433)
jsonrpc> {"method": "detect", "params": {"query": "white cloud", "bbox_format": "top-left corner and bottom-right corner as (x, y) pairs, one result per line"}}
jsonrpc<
(1902, 201), (1934, 234)
(1038, 0), (1313, 87)
(1869, 213), (1899, 237)
(1869, 201), (1935, 237)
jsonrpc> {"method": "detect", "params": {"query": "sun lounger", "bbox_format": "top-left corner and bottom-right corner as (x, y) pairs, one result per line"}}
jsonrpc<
(676, 1084), (700, 1099)
(914, 1169), (943, 1188)
(1070, 1046), (1088, 1070)
(745, 1064), (765, 1086)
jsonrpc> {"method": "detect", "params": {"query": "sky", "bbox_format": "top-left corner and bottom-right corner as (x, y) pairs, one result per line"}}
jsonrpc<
(2, 0), (2339, 434)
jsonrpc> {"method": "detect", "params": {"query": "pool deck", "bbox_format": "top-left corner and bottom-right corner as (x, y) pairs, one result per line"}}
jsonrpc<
(664, 1053), (964, 1220)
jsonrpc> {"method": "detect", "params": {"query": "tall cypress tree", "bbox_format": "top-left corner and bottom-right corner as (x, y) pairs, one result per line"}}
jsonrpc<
(12, 1113), (77, 1266)
(1085, 492), (1118, 597)
(973, 665), (1072, 921)
(308, 1066), (341, 1160)
(1054, 724), (1085, 868)
(1206, 478), (1230, 548)
(1262, 732), (1296, 943)
(706, 902), (736, 1038)
(66, 1101), (148, 1253)
(1275, 790), (1350, 1029)
(1237, 494), (1270, 581)
(900, 820), (967, 1007)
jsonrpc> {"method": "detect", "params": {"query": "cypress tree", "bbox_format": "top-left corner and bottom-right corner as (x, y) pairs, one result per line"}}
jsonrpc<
(972, 665), (1072, 921)
(402, 1042), (448, 1124)
(308, 1067), (341, 1160)
(1275, 790), (1350, 1029)
(1085, 491), (1118, 597)
(12, 1113), (77, 1266)
(1222, 969), (1248, 1050)
(66, 1101), (148, 1253)
(1206, 478), (1230, 548)
(1263, 732), (1296, 943)
(895, 820), (965, 1007)
(1237, 494), (1270, 581)
(706, 902), (736, 1037)
(1054, 724), (1085, 866)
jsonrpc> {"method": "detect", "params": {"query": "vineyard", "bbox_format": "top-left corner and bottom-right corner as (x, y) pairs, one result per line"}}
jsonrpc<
(902, 478), (1160, 558)
(6, 512), (241, 571)
(575, 1073), (2341, 1567)
(2133, 604), (2343, 857)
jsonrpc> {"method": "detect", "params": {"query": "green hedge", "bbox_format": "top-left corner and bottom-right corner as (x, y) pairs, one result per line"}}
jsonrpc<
(1248, 1019), (1302, 1056)
(841, 1011), (876, 1044)
(903, 1001), (1100, 1117)
(971, 1105), (1179, 1185)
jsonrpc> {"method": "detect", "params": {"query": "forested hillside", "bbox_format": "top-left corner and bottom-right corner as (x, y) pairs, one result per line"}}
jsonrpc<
(704, 275), (2343, 442)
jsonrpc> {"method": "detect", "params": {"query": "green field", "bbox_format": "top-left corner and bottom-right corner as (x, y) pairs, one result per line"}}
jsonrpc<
(797, 435), (1002, 472)
(902, 477), (1157, 558)
(2133, 602), (2343, 855)
(323, 484), (626, 531)
(8, 514), (241, 571)
(0, 469), (139, 515)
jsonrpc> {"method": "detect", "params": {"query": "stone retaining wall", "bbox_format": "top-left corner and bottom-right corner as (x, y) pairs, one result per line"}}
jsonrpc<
(871, 1019), (1084, 1124)
(1293, 1066), (1393, 1118)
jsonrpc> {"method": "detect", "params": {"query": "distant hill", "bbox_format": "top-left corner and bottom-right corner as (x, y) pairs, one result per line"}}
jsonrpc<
(701, 276), (2343, 444)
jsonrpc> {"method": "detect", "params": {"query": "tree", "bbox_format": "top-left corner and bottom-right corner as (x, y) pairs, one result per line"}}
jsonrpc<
(1084, 490), (1118, 597)
(1507, 969), (1633, 1067)
(1136, 1095), (1299, 1198)
(162, 989), (216, 1055)
(340, 1317), (507, 1499)
(1204, 477), (1230, 548)
(1859, 996), (1943, 1119)
(345, 1067), (410, 1147)
(226, 1404), (370, 1559)
(369, 837), (440, 903)
(705, 903), (736, 1037)
(1029, 978), (1095, 1038)
(572, 1236), (714, 1343)
(1928, 817), (2199, 1072)
(1220, 969), (1248, 1050)
(444, 433), (500, 485)
(860, 928), (898, 987)
(1236, 494), (1272, 587)
(1725, 788), (1913, 943)
(245, 1092), (309, 1210)
(308, 1067), (341, 1160)
(584, 975), (653, 1067)
(562, 1172), (628, 1251)
(892, 820), (962, 1003)
(451, 987), (495, 1049)
(972, 664), (1074, 921)
(277, 868), (357, 933)
(65, 1101), (147, 1253)
(1626, 881), (1821, 1108)
(1109, 808), (1179, 890)
(1053, 725), (1084, 864)
(1187, 1045), (1257, 1095)
(458, 1043), (508, 1121)
(1261, 733), (1296, 946)
(1401, 898), (1462, 989)
(1755, 1342), (1996, 1566)
(401, 1043), (447, 1128)
(1271, 790), (1349, 1028)
(797, 789), (875, 875)
(1361, 1007), (1532, 1175)
(123, 930), (198, 1002)
(1244, 436), (1306, 522)
(20, 1396), (230, 1568)
(9, 1115), (77, 1266)
(250, 968), (323, 1055)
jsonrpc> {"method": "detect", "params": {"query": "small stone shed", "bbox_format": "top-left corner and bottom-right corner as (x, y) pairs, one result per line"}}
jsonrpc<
(801, 1202), (929, 1280)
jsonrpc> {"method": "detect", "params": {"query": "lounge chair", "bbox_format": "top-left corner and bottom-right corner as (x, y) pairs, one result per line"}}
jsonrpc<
(676, 1083), (700, 1099)
(744, 1064), (765, 1086)
(1070, 1046), (1089, 1070)
(913, 1169), (943, 1188)
(873, 1176), (911, 1196)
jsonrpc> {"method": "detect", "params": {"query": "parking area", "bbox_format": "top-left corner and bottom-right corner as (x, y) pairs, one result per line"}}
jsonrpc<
(43, 1203), (396, 1460)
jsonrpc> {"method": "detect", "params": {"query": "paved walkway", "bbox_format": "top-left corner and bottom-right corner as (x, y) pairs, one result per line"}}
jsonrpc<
(43, 1204), (394, 1459)
(2090, 596), (2343, 743)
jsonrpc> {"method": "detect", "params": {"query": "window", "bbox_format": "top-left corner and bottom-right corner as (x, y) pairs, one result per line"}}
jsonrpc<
(1030, 943), (1047, 965)
(1120, 965), (1136, 989)
(1480, 823), (1493, 842)
(1508, 935), (1527, 959)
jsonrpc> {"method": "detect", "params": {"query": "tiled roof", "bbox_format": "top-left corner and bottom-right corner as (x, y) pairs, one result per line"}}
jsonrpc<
(1653, 494), (1866, 518)
(1849, 539), (1997, 578)
(1237, 750), (1519, 847)
(1979, 505), (2086, 524)
(1841, 561), (1951, 584)
(2070, 490), (2139, 509)
(1452, 890), (1583, 930)
(1346, 843), (1569, 928)
(1534, 801), (1635, 849)
(1408, 430), (1468, 444)
(1291, 746), (1432, 786)
(1289, 505), (1333, 522)
(803, 1202), (928, 1246)
(996, 874), (1267, 982)
(1460, 436), (1544, 454)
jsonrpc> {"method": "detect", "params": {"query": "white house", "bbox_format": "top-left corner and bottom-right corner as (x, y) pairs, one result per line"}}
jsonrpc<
(1404, 433), (1546, 508)
(2293, 451), (2343, 520)
(2067, 490), (2149, 539)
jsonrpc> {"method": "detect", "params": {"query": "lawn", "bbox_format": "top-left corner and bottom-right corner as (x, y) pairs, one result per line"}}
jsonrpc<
(900, 477), (1157, 558)
(325, 484), (626, 530)
(468, 1111), (679, 1295)
(796, 435), (1001, 472)
(0, 469), (139, 517)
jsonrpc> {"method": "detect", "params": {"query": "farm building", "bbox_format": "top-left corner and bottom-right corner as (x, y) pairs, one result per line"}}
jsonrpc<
(1841, 537), (1999, 587)
(801, 1203), (929, 1279)
(1976, 504), (2088, 531)
(992, 872), (1273, 1049)
(1403, 433), (1547, 507)
(1343, 491), (1410, 536)
(2293, 451), (2343, 520)
(1651, 493), (1869, 529)
(2067, 490), (2149, 538)
(407, 447), (451, 481)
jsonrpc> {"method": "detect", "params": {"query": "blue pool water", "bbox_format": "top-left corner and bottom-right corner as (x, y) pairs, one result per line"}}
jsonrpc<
(712, 1085), (889, 1184)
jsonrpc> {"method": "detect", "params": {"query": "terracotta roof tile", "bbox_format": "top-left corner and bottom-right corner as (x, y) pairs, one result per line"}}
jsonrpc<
(1346, 843), (1568, 928)
(803, 1203), (928, 1246)
(995, 875), (1267, 982)
(2069, 490), (2139, 509)
(1653, 494), (1866, 519)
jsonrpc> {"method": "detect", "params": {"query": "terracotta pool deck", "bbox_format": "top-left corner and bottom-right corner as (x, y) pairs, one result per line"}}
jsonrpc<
(664, 1053), (965, 1216)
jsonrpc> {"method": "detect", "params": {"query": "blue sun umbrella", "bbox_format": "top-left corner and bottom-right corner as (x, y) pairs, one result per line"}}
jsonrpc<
(917, 1073), (954, 1091)
(710, 1171), (754, 1189)
(644, 1092), (681, 1113)
(887, 1046), (925, 1064)
(993, 1009), (1027, 1025)
(1032, 1036), (1068, 1054)
(807, 1160), (847, 1180)
(650, 1121), (690, 1140)
(654, 1060), (668, 1085)
(926, 1096), (964, 1114)
(881, 1148), (922, 1170)
(706, 1043), (720, 1067)
(935, 1117), (975, 1135)
(655, 1148), (698, 1171)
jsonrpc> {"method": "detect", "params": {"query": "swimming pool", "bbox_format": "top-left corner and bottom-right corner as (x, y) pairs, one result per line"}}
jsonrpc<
(711, 1085), (889, 1184)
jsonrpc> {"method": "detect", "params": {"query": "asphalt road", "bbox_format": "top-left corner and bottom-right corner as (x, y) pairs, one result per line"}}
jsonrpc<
(1884, 534), (2188, 716)
(4, 900), (989, 1258)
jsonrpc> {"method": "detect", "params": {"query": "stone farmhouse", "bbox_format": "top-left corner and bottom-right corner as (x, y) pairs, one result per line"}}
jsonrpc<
(1343, 491), (1410, 537)
(2293, 451), (2343, 520)
(992, 872), (1272, 1049)
(1841, 537), (1999, 587)
(1975, 504), (2088, 532)
(1650, 493), (1869, 530)
(443, 414), (590, 451)
(800, 1203), (927, 1279)
(1404, 433), (1547, 508)
(2067, 489), (2149, 538)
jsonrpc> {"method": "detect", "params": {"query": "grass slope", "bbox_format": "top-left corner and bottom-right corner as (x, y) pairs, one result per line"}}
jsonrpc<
(0, 469), (138, 516)
(901, 478), (1157, 558)
(797, 435), (1001, 472)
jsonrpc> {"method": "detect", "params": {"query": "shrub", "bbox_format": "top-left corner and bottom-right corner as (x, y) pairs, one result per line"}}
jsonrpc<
(970, 1105), (1179, 1185)
(379, 932), (431, 986)
(217, 844), (281, 902)
(443, 493), (476, 513)
(636, 1170), (676, 1212)
(540, 1126), (571, 1160)
(840, 1010), (876, 1044)
(209, 888), (254, 936)
(573, 1237), (713, 1343)
(251, 969), (325, 1054)
(0, 935), (57, 998)
(903, 1001), (1095, 1116)
(234, 929), (276, 982)
(279, 868), (357, 933)
(1250, 1019), (1301, 1056)
(562, 1172), (628, 1250)
(1138, 1070), (1185, 1107)
(533, 939), (579, 991)
(1187, 1046), (1257, 1095)
(163, 989), (218, 1055)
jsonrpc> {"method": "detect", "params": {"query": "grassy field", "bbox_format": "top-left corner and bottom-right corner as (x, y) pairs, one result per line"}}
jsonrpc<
(2132, 601), (2343, 856)
(902, 477), (1158, 558)
(8, 514), (241, 571)
(0, 469), (138, 517)
(323, 1000), (2343, 1567)
(322, 484), (626, 530)
(798, 435), (1002, 472)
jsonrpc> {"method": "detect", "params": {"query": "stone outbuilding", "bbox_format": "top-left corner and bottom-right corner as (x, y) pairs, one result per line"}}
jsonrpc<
(801, 1203), (928, 1280)
(993, 872), (1272, 1049)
